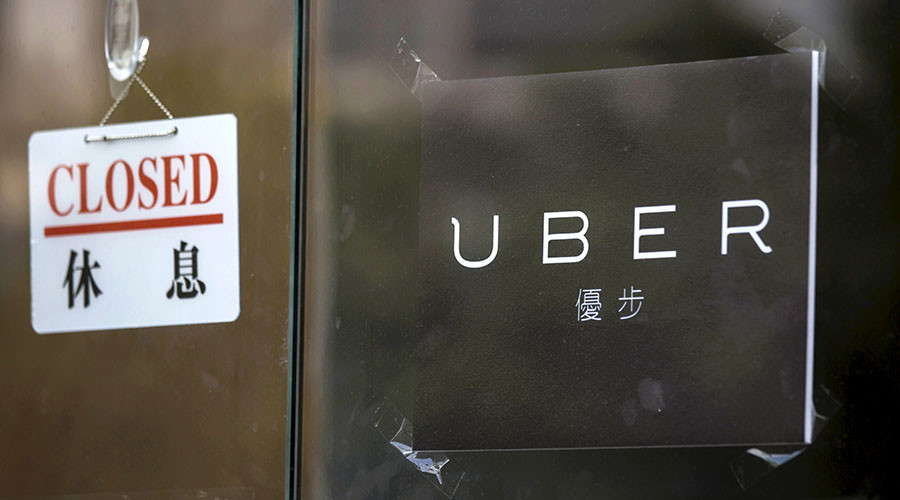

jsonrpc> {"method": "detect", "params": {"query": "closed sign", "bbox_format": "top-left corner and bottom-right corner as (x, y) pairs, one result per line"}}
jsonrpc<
(29, 114), (240, 334)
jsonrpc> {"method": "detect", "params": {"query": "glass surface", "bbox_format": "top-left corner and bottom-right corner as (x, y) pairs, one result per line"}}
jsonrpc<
(0, 1), (297, 498)
(301, 0), (900, 498)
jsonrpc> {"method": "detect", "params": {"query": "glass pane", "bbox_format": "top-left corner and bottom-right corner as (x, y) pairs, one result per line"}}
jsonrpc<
(301, 1), (900, 498)
(0, 1), (297, 498)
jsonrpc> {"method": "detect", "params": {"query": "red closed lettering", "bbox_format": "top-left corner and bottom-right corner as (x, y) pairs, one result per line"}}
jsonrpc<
(48, 153), (220, 216)
(105, 159), (135, 212)
(77, 163), (102, 214)
(138, 157), (158, 209)
(190, 153), (218, 205)
(48, 164), (74, 216)
(161, 154), (187, 207)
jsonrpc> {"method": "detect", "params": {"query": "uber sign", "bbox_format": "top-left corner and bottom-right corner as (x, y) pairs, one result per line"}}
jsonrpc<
(29, 114), (240, 334)
(414, 53), (819, 450)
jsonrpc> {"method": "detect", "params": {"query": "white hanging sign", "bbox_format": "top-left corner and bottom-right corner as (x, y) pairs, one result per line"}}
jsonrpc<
(28, 114), (240, 333)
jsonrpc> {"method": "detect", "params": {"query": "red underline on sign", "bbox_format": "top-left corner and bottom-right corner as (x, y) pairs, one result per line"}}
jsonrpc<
(44, 213), (224, 237)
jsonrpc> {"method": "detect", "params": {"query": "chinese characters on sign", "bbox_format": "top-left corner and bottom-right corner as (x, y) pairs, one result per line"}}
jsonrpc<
(576, 288), (602, 321)
(63, 250), (102, 309)
(577, 286), (645, 321)
(166, 241), (206, 299)
(61, 241), (207, 308)
(618, 286), (643, 320)
(51, 231), (218, 326)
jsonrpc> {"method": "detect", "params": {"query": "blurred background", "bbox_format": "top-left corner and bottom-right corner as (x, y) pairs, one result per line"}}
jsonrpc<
(0, 1), (295, 498)
(303, 0), (899, 498)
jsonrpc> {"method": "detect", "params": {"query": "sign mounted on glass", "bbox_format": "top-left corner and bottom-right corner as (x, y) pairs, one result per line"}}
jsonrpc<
(28, 114), (240, 334)
(415, 52), (819, 450)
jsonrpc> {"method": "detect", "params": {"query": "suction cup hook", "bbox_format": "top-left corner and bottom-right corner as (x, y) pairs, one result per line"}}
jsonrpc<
(87, 0), (175, 142)
(105, 0), (145, 98)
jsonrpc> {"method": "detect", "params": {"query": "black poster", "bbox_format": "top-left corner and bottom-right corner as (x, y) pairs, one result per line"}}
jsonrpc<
(415, 52), (817, 450)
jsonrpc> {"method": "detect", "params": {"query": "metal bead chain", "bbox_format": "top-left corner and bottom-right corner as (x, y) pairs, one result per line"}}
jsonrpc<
(98, 55), (173, 126)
